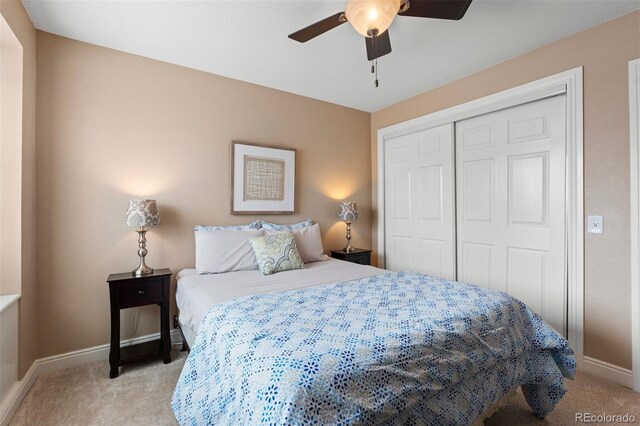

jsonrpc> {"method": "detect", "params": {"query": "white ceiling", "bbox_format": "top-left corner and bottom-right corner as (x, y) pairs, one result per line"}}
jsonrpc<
(22, 0), (640, 112)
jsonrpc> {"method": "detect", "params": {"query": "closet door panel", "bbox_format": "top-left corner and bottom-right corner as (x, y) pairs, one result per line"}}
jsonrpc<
(456, 95), (567, 335)
(385, 123), (455, 279)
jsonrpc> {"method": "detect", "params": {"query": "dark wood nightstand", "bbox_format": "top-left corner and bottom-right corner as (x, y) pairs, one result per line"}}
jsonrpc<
(330, 249), (372, 266)
(106, 268), (172, 378)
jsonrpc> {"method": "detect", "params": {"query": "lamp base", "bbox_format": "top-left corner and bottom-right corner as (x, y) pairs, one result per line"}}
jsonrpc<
(132, 265), (153, 277)
(343, 243), (356, 253)
(132, 228), (153, 276)
(343, 221), (356, 253)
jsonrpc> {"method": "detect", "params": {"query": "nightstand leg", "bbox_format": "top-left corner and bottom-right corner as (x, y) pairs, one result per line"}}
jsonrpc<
(161, 278), (171, 364)
(109, 286), (120, 378)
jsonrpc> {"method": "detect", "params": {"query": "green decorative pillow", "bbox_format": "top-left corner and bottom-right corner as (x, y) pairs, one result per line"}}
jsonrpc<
(249, 232), (304, 275)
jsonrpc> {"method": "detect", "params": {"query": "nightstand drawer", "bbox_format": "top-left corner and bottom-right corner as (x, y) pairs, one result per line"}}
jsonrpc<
(117, 279), (163, 308)
(348, 253), (370, 265)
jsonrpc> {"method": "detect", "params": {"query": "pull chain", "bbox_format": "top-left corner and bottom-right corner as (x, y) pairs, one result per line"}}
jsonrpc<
(370, 34), (379, 88)
(375, 59), (379, 87)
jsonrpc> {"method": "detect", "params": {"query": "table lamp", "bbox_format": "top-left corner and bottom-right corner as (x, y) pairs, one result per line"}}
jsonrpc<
(338, 201), (359, 253)
(124, 199), (160, 276)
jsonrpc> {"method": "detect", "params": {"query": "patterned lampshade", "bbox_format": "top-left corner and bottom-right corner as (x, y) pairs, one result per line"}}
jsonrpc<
(124, 199), (160, 228)
(338, 201), (359, 222)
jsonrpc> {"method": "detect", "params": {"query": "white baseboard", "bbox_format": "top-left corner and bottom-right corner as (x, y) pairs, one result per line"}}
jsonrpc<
(0, 362), (38, 426)
(0, 330), (183, 426)
(579, 356), (633, 389)
(35, 329), (182, 376)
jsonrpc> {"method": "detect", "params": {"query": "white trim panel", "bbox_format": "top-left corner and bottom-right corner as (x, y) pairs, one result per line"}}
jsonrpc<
(629, 58), (640, 393)
(0, 295), (20, 314)
(0, 295), (20, 411)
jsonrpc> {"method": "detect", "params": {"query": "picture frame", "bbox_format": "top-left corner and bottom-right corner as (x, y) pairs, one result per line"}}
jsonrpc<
(231, 141), (296, 215)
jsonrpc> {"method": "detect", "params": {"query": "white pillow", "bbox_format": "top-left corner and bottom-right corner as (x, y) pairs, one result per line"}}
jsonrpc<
(195, 229), (264, 274)
(265, 223), (326, 263)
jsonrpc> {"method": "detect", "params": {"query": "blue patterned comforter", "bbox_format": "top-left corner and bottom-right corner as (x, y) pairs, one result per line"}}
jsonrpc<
(172, 272), (575, 425)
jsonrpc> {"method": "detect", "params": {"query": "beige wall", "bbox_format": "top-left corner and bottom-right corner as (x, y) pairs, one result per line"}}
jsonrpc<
(371, 11), (640, 369)
(35, 31), (371, 358)
(0, 0), (37, 378)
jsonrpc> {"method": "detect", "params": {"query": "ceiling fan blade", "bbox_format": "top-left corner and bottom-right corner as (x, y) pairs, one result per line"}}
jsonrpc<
(365, 30), (392, 61)
(399, 0), (473, 20)
(288, 12), (346, 43)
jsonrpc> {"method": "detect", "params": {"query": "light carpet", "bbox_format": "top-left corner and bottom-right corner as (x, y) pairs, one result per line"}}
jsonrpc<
(10, 345), (640, 425)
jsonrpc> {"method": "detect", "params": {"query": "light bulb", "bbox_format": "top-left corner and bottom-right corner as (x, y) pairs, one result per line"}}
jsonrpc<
(345, 0), (401, 38)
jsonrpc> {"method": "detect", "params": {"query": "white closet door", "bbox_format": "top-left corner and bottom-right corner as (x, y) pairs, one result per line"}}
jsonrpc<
(385, 123), (456, 279)
(456, 95), (567, 335)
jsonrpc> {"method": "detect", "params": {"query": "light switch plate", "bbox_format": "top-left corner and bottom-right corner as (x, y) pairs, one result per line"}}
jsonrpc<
(587, 215), (603, 234)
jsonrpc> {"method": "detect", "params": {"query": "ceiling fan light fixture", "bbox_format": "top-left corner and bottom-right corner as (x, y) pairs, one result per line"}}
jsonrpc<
(345, 0), (401, 38)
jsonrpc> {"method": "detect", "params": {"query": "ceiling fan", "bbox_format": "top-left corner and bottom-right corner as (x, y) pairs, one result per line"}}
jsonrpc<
(288, 0), (473, 86)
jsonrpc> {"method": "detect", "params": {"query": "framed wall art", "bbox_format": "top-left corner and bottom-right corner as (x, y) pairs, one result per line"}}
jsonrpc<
(231, 141), (296, 215)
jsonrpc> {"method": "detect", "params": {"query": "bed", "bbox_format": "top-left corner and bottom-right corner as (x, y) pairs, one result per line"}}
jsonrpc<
(172, 259), (575, 425)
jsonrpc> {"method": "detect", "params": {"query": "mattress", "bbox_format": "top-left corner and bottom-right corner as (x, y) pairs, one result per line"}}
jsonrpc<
(176, 258), (383, 336)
